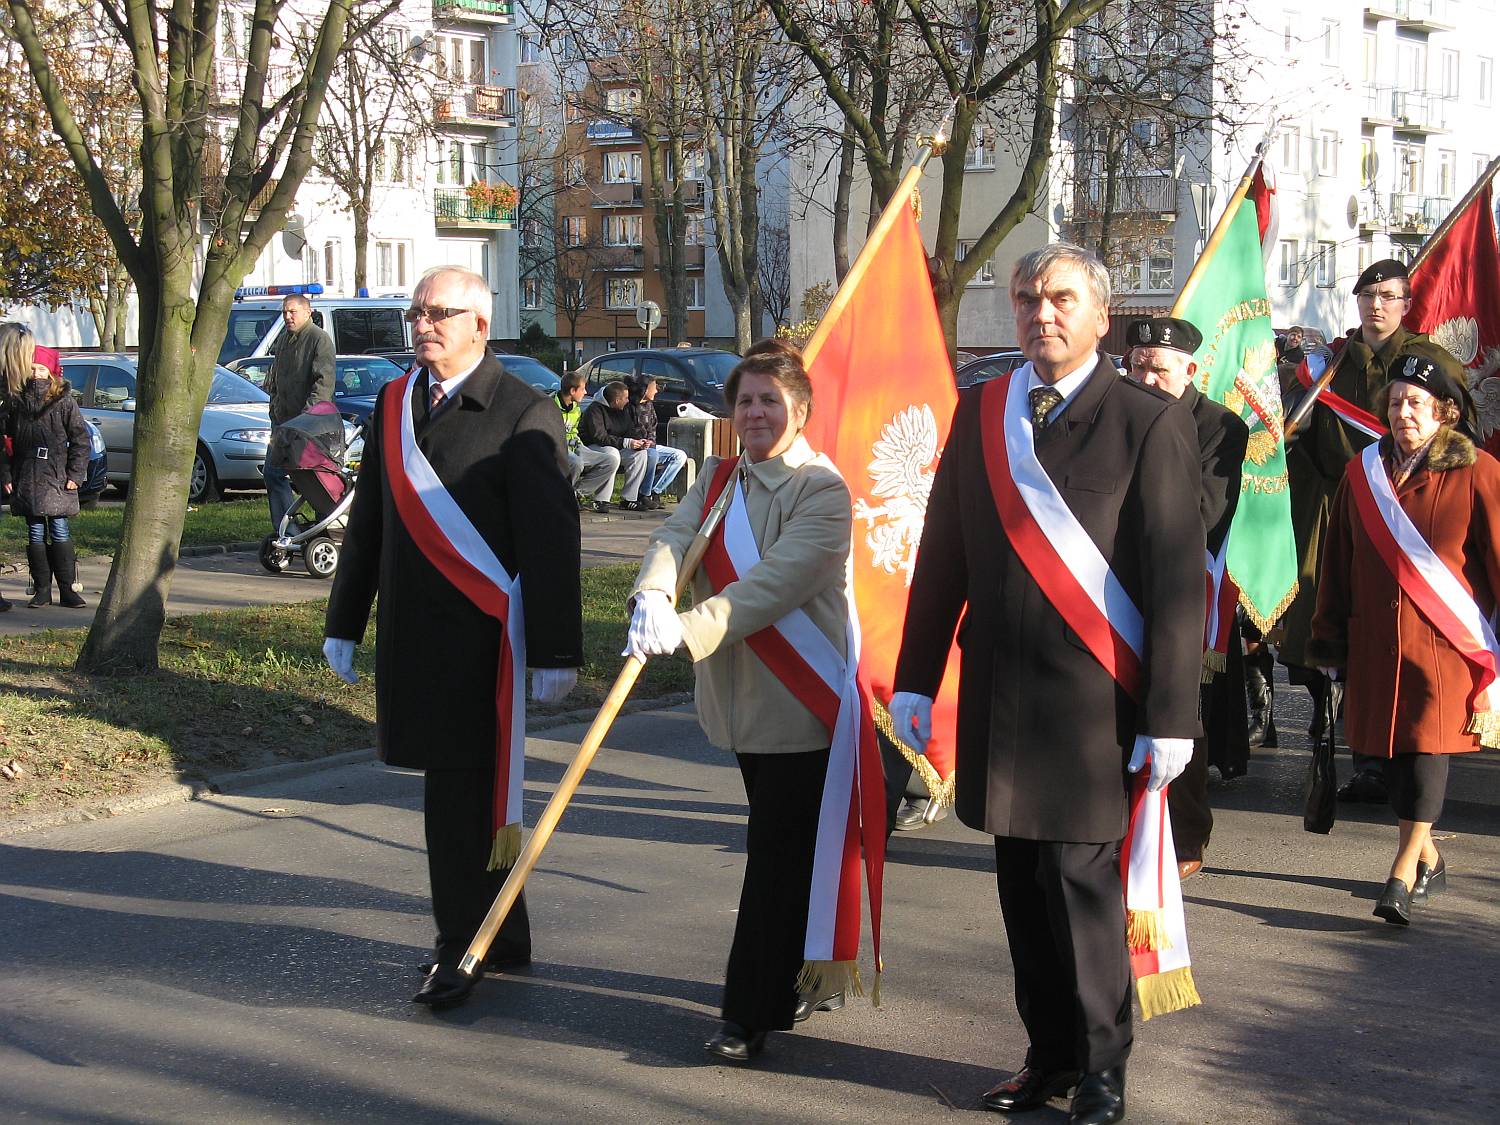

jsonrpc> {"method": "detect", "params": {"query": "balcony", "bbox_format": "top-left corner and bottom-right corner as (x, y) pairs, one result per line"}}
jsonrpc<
(1395, 0), (1455, 31)
(434, 188), (515, 228)
(435, 83), (516, 128)
(1359, 192), (1451, 234)
(597, 245), (644, 270)
(212, 58), (293, 105)
(433, 0), (513, 24)
(1071, 174), (1177, 220)
(1391, 90), (1452, 133)
(684, 243), (705, 270)
(592, 181), (643, 207)
(1362, 84), (1398, 125)
(587, 119), (642, 144)
(680, 179), (706, 207)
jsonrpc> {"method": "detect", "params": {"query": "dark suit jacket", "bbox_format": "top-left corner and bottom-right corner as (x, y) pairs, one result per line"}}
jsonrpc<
(894, 354), (1204, 842)
(325, 354), (583, 771)
(1181, 384), (1249, 556)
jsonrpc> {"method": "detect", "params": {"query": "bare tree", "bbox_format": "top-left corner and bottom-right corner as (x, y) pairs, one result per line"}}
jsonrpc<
(758, 213), (792, 330)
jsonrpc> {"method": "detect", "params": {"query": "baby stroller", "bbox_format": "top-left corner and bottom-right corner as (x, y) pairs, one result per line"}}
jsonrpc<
(259, 402), (354, 579)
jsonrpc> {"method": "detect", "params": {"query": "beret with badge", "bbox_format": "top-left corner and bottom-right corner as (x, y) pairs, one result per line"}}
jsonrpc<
(1123, 316), (1203, 356)
(1352, 257), (1408, 295)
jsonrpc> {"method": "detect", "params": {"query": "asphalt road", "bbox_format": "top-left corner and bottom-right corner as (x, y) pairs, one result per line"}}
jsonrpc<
(2, 681), (1497, 1123)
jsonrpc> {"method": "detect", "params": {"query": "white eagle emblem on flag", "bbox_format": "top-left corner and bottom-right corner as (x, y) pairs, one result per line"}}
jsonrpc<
(852, 404), (940, 586)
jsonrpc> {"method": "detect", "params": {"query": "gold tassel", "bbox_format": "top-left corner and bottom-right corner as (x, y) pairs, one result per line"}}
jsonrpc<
(870, 969), (882, 1009)
(1202, 649), (1227, 678)
(486, 822), (522, 871)
(796, 959), (864, 1001)
(1136, 965), (1202, 1020)
(1465, 710), (1500, 749)
(1126, 908), (1173, 954)
(872, 699), (956, 808)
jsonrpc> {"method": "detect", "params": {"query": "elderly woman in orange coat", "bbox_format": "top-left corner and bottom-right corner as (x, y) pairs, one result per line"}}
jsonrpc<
(1310, 352), (1500, 926)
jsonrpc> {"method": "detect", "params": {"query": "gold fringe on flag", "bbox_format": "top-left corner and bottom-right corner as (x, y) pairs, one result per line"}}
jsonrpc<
(797, 959), (882, 1008)
(486, 822), (522, 871)
(1201, 650), (1227, 682)
(1136, 965), (1202, 1021)
(1126, 908), (1173, 954)
(1465, 710), (1500, 749)
(871, 698), (955, 809)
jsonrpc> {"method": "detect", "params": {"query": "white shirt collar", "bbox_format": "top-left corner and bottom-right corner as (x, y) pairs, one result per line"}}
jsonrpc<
(1023, 352), (1100, 423)
(427, 353), (486, 400)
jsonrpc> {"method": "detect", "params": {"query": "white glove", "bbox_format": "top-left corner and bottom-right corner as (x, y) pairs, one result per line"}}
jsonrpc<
(531, 667), (578, 704)
(623, 589), (683, 660)
(887, 692), (934, 754)
(1128, 734), (1194, 792)
(323, 637), (357, 685)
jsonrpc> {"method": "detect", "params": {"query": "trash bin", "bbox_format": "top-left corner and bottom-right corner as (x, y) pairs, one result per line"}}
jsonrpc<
(666, 413), (738, 499)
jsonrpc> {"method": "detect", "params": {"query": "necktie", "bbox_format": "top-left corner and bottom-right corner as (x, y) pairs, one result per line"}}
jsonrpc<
(429, 379), (447, 415)
(1029, 386), (1063, 429)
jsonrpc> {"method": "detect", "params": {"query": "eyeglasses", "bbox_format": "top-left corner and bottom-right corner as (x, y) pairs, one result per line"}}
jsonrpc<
(404, 306), (473, 325)
(1357, 290), (1410, 306)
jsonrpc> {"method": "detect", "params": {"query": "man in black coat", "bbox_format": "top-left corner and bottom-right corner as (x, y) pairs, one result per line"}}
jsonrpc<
(324, 266), (583, 1011)
(580, 381), (650, 506)
(1124, 316), (1249, 877)
(264, 295), (335, 533)
(890, 245), (1203, 1125)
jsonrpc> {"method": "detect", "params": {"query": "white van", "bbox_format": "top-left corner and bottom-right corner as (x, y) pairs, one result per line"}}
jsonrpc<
(219, 285), (411, 365)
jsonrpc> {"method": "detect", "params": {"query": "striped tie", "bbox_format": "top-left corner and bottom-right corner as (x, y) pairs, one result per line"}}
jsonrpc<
(429, 380), (447, 414)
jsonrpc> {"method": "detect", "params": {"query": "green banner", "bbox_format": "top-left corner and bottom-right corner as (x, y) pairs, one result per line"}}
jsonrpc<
(1175, 200), (1298, 631)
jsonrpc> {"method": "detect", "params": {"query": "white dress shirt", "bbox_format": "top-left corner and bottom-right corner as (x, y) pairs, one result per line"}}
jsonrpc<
(1022, 353), (1100, 425)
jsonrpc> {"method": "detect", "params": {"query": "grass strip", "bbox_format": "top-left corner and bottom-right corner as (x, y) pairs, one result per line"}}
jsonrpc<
(0, 495), (274, 565)
(0, 563), (693, 819)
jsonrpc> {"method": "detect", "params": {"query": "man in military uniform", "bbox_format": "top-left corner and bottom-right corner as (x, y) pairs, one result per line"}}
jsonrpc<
(1124, 316), (1249, 878)
(1280, 259), (1470, 801)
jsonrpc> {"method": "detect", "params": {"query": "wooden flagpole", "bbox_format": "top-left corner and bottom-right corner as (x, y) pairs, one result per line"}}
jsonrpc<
(458, 460), (742, 978)
(1172, 133), (1272, 316)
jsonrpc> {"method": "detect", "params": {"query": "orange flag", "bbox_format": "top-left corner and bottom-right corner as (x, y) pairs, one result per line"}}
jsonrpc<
(801, 197), (961, 787)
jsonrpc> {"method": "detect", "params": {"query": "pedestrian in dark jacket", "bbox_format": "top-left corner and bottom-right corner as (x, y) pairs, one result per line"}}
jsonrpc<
(264, 295), (335, 533)
(626, 374), (687, 510)
(0, 322), (89, 608)
(580, 381), (648, 503)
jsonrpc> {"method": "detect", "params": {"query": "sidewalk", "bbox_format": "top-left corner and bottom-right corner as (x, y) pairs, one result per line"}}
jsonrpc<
(0, 508), (668, 636)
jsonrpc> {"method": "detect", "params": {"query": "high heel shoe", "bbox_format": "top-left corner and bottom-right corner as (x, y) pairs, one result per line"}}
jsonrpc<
(1412, 855), (1446, 904)
(1373, 877), (1412, 926)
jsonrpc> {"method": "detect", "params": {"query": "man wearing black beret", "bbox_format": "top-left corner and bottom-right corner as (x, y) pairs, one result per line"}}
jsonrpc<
(1279, 258), (1472, 803)
(1125, 317), (1249, 876)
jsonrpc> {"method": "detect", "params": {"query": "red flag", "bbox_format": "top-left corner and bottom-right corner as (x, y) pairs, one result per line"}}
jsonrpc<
(801, 200), (961, 787)
(1405, 180), (1500, 443)
(1248, 163), (1278, 262)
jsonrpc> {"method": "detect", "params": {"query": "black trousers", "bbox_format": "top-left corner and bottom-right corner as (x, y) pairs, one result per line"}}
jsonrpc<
(721, 747), (829, 1032)
(1169, 733), (1213, 862)
(424, 766), (531, 966)
(994, 837), (1133, 1075)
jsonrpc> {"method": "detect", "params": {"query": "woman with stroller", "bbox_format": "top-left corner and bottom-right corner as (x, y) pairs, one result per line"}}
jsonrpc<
(0, 322), (89, 609)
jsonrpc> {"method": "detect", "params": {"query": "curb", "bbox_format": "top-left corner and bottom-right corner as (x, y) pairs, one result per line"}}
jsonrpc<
(0, 691), (694, 840)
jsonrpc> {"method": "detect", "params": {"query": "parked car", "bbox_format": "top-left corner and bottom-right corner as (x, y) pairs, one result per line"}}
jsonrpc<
(578, 347), (739, 420)
(61, 355), (272, 503)
(955, 350), (1028, 389)
(219, 287), (410, 365)
(79, 419), (108, 507)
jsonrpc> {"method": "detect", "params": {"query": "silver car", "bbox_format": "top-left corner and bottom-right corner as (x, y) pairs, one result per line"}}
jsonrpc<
(61, 354), (272, 503)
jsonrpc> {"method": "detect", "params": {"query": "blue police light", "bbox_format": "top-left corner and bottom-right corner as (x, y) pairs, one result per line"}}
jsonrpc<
(357, 287), (369, 298)
(233, 283), (326, 299)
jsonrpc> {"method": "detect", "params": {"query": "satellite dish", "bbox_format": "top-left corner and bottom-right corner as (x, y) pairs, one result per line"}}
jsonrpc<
(281, 212), (307, 259)
(1346, 196), (1360, 230)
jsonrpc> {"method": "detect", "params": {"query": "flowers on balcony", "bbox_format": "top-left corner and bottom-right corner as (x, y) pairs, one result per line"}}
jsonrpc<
(464, 179), (518, 214)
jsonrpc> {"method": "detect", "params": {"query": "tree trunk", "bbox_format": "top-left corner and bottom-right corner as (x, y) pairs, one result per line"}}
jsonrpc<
(353, 201), (369, 291)
(833, 124), (854, 283)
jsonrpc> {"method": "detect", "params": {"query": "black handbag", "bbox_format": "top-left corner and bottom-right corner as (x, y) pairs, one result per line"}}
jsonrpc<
(1303, 683), (1338, 834)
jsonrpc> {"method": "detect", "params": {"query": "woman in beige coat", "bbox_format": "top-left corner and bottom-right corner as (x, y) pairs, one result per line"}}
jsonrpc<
(626, 348), (853, 1062)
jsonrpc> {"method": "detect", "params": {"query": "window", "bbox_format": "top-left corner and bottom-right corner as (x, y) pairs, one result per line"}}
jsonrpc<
(1321, 19), (1339, 64)
(92, 363), (137, 407)
(602, 214), (642, 245)
(1363, 32), (1378, 84)
(605, 88), (641, 114)
(679, 148), (706, 182)
(1394, 142), (1422, 193)
(1315, 241), (1335, 288)
(332, 309), (405, 354)
(1397, 39), (1427, 94)
(1437, 149), (1456, 198)
(565, 155), (586, 185)
(604, 151), (641, 183)
(436, 138), (466, 186)
(1441, 49), (1460, 99)
(522, 278), (542, 309)
(561, 278), (586, 310)
(1479, 154), (1494, 183)
(1280, 124), (1300, 173)
(1282, 11), (1297, 53)
(1317, 130), (1338, 177)
(1147, 241), (1174, 291)
(521, 216), (544, 248)
(374, 240), (411, 287)
(1480, 57), (1494, 106)
(563, 215), (586, 246)
(966, 123), (996, 170)
(684, 215), (706, 246)
(605, 276), (642, 309)
(1360, 139), (1376, 187)
(435, 34), (487, 84)
(519, 33), (542, 64)
(322, 239), (341, 290)
(1358, 240), (1373, 277)
(956, 239), (994, 286)
(1277, 239), (1297, 287)
(375, 136), (410, 184)
(687, 276), (706, 310)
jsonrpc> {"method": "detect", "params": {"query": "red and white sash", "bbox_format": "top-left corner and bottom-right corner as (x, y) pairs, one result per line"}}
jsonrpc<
(980, 368), (1199, 1018)
(1203, 543), (1239, 676)
(699, 458), (885, 998)
(1347, 443), (1500, 738)
(1296, 351), (1385, 439)
(382, 371), (528, 868)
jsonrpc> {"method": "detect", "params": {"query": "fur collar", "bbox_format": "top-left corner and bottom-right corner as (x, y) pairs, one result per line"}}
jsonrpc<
(1378, 426), (1476, 473)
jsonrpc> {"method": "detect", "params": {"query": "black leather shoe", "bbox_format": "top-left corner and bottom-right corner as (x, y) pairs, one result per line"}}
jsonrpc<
(980, 1066), (1080, 1112)
(411, 964), (478, 1009)
(417, 950), (530, 976)
(1337, 771), (1388, 803)
(792, 990), (845, 1023)
(1373, 877), (1412, 926)
(1412, 855), (1446, 903)
(704, 1023), (767, 1062)
(1069, 1066), (1126, 1125)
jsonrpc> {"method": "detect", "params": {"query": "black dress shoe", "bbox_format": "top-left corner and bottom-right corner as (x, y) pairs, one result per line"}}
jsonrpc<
(1413, 855), (1446, 903)
(417, 949), (531, 976)
(704, 1023), (767, 1062)
(1069, 1066), (1126, 1125)
(980, 1066), (1080, 1112)
(1337, 771), (1388, 803)
(412, 964), (478, 1010)
(792, 990), (845, 1023)
(1373, 877), (1412, 926)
